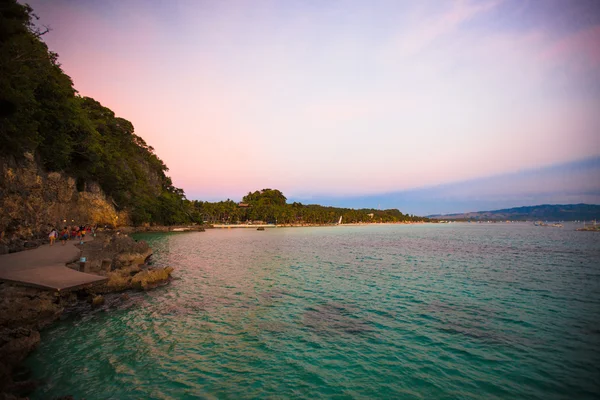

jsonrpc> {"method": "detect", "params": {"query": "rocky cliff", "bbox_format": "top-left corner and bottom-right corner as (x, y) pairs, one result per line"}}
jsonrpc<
(0, 152), (128, 254)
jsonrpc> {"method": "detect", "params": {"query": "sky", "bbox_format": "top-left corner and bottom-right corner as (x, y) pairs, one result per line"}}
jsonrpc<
(26, 0), (600, 214)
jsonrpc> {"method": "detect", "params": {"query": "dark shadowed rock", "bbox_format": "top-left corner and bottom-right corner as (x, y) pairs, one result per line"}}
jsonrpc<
(0, 328), (40, 386)
(0, 285), (64, 331)
(91, 295), (104, 307)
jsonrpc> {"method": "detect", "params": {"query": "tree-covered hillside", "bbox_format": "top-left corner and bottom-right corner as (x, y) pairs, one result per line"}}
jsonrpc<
(191, 189), (428, 224)
(0, 0), (188, 225)
(1, 1), (424, 227)
(430, 204), (600, 221)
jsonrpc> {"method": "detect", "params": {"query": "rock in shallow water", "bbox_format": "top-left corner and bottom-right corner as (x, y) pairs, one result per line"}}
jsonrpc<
(90, 295), (104, 307)
(96, 266), (174, 293)
(131, 267), (174, 290)
(0, 327), (41, 394)
(0, 328), (40, 367)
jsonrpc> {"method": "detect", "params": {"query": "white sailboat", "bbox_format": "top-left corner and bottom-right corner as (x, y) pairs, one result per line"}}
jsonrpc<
(337, 216), (343, 225)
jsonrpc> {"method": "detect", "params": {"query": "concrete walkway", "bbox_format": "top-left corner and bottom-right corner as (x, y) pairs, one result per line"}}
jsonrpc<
(0, 238), (107, 291)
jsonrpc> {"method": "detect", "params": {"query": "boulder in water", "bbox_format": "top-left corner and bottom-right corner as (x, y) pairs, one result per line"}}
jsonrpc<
(91, 295), (104, 307)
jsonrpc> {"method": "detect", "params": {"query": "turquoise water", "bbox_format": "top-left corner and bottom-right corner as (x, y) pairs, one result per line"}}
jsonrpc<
(27, 224), (600, 399)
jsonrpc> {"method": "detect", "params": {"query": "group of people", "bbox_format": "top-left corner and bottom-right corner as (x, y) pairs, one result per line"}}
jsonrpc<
(48, 225), (94, 246)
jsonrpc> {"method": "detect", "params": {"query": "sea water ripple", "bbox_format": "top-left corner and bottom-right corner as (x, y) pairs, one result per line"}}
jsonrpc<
(27, 224), (600, 399)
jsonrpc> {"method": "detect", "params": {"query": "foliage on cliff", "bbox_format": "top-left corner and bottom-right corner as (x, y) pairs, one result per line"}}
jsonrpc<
(191, 189), (428, 224)
(0, 0), (187, 225)
(0, 1), (426, 227)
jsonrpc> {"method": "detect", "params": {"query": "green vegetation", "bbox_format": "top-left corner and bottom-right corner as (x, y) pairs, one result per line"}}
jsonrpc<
(191, 189), (428, 225)
(0, 1), (425, 227)
(0, 0), (188, 225)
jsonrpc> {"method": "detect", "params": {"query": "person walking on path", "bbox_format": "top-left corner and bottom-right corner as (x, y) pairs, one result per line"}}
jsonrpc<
(60, 227), (69, 245)
(48, 228), (58, 246)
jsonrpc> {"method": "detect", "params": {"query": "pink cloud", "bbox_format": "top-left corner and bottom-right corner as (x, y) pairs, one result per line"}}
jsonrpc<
(540, 25), (600, 72)
(396, 0), (501, 55)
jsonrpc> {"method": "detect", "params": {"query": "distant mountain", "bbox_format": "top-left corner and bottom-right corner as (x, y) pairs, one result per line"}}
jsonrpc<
(429, 204), (600, 221)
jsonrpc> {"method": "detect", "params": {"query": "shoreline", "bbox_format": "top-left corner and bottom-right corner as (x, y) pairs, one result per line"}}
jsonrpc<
(211, 221), (430, 229)
(0, 232), (174, 399)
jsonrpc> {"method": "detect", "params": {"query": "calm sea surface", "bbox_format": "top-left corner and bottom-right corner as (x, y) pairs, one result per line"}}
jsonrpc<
(27, 224), (600, 399)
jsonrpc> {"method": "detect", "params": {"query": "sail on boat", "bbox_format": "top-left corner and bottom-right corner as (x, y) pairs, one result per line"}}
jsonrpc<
(337, 216), (343, 225)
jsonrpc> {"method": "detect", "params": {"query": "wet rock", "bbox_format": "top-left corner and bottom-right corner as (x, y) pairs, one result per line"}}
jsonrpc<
(5, 378), (37, 398)
(95, 264), (173, 293)
(102, 273), (131, 293)
(0, 390), (20, 400)
(9, 366), (31, 383)
(91, 295), (104, 307)
(130, 267), (174, 290)
(0, 328), (40, 379)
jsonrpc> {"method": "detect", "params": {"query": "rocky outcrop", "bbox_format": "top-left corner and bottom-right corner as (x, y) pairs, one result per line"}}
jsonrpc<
(120, 225), (207, 233)
(69, 233), (152, 274)
(0, 286), (67, 331)
(0, 284), (77, 397)
(97, 265), (174, 293)
(130, 266), (174, 290)
(0, 153), (128, 253)
(0, 231), (173, 398)
(62, 232), (174, 293)
(91, 295), (104, 307)
(0, 328), (40, 375)
(0, 327), (40, 397)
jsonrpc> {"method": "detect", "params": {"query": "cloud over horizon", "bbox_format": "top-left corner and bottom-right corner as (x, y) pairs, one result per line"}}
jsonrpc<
(300, 156), (600, 215)
(26, 0), (600, 209)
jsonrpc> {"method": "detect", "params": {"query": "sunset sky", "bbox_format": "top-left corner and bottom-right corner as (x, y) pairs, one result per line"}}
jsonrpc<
(26, 0), (600, 214)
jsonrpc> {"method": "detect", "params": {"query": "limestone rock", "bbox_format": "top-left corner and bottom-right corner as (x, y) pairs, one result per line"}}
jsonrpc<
(0, 153), (128, 253)
(131, 267), (174, 290)
(103, 272), (131, 292)
(91, 295), (104, 307)
(75, 234), (152, 274)
(0, 285), (63, 331)
(96, 266), (174, 293)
